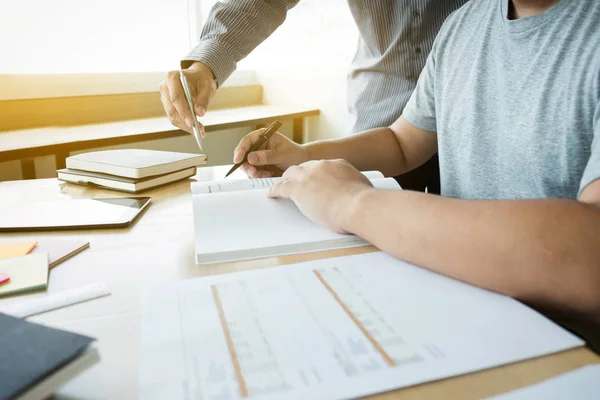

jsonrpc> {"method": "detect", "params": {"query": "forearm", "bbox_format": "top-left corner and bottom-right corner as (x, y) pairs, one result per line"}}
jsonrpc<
(345, 190), (600, 316)
(182, 0), (298, 85)
(304, 128), (410, 176)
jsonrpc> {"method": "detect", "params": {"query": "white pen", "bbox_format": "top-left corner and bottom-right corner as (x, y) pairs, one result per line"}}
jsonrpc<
(179, 70), (203, 151)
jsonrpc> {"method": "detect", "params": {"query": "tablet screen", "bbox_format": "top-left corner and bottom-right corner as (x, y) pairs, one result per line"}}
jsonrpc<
(0, 197), (151, 231)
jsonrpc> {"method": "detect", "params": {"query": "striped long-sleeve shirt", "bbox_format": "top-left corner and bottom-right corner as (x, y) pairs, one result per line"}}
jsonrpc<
(183, 0), (467, 134)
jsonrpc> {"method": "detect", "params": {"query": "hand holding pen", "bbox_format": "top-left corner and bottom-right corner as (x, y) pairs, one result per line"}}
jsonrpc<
(158, 62), (217, 142)
(231, 122), (310, 178)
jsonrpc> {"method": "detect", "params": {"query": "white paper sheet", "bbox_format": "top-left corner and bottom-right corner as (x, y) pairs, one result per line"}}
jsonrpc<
(139, 252), (583, 400)
(487, 364), (600, 400)
(193, 189), (353, 254)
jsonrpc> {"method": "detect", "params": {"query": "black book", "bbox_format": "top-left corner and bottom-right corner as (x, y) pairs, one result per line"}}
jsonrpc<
(0, 313), (98, 400)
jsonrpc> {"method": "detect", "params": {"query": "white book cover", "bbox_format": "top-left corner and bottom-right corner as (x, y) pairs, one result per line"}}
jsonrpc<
(139, 252), (584, 400)
(66, 149), (207, 178)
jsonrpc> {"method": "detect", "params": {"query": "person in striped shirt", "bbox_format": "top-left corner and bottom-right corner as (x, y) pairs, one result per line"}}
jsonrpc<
(160, 0), (468, 193)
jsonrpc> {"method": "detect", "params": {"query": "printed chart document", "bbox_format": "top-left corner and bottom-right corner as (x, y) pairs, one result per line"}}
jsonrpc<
(139, 252), (583, 400)
(191, 171), (400, 264)
(487, 364), (600, 400)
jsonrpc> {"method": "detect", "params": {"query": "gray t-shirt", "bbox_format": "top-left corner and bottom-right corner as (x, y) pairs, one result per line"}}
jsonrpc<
(402, 0), (600, 200)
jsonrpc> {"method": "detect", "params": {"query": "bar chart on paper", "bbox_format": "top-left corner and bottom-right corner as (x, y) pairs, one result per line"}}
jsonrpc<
(139, 252), (583, 400)
(312, 267), (423, 367)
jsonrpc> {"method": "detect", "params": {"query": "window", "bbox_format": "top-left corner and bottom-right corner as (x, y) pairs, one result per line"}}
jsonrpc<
(0, 0), (198, 74)
(0, 0), (355, 99)
(238, 0), (357, 71)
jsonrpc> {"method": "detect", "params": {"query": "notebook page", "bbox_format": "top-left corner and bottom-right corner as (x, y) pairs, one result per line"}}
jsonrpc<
(191, 171), (386, 194)
(193, 177), (401, 258)
(191, 177), (280, 194)
(193, 190), (349, 256)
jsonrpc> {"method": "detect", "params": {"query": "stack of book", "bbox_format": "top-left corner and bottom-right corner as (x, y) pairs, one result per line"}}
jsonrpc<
(58, 149), (207, 193)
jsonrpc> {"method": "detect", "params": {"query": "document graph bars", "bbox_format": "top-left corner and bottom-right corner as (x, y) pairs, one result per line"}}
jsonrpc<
(313, 266), (422, 367)
(211, 282), (289, 398)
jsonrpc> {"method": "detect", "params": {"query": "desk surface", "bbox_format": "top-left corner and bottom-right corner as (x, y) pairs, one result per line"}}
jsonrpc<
(0, 167), (598, 399)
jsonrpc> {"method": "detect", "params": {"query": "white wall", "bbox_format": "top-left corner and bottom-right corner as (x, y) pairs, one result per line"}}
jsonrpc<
(241, 0), (358, 142)
(0, 0), (191, 74)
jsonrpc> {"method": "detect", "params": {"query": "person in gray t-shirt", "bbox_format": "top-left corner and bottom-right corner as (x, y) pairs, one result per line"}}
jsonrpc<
(231, 0), (600, 347)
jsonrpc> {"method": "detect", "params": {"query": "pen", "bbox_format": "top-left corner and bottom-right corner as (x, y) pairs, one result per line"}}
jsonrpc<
(179, 70), (203, 152)
(225, 120), (283, 178)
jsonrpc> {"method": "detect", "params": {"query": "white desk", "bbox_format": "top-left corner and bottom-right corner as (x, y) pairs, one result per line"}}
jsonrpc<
(0, 167), (598, 399)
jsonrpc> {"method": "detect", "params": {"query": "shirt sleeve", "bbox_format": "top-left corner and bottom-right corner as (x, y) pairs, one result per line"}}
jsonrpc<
(181, 0), (299, 86)
(400, 36), (440, 132)
(579, 100), (600, 197)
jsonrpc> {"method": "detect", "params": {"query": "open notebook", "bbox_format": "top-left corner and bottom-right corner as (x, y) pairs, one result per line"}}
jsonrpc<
(191, 171), (400, 264)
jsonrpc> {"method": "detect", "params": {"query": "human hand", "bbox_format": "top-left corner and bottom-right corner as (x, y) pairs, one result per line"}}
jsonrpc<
(267, 159), (374, 233)
(233, 129), (309, 178)
(159, 61), (217, 136)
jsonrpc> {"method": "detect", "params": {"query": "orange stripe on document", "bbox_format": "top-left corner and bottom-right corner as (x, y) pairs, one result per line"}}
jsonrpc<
(211, 284), (249, 397)
(313, 270), (396, 367)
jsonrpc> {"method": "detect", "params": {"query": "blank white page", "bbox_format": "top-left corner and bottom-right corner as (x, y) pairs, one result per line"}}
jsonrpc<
(193, 190), (347, 255)
(192, 177), (400, 257)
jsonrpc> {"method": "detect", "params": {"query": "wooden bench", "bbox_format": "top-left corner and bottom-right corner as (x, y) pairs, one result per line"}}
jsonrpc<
(0, 105), (319, 179)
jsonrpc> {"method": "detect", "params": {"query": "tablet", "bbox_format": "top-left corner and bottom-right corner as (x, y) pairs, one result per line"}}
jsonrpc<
(0, 197), (151, 232)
